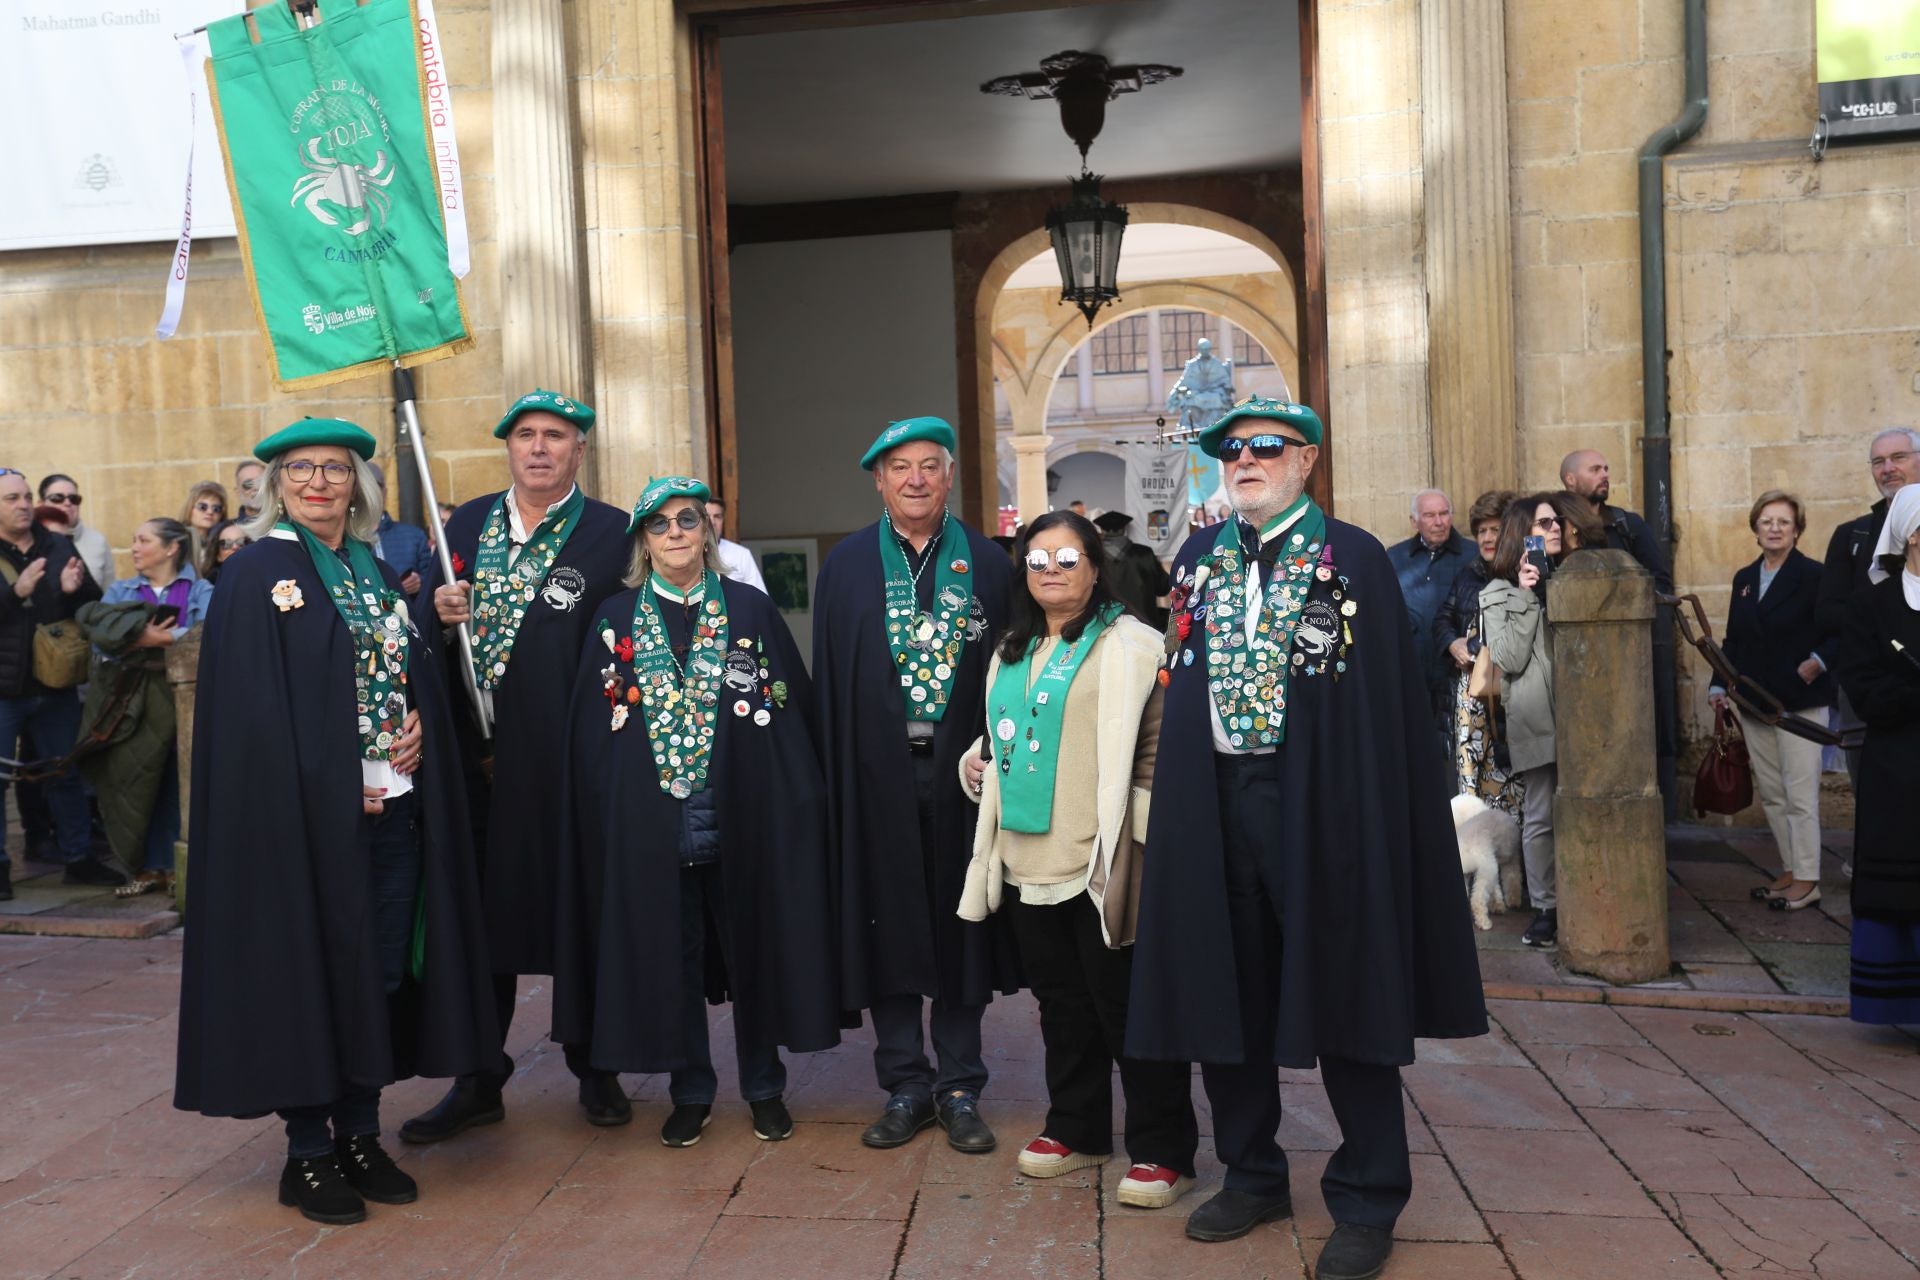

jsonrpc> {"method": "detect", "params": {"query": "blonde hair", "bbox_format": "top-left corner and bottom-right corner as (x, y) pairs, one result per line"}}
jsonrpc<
(621, 503), (724, 588)
(241, 452), (383, 545)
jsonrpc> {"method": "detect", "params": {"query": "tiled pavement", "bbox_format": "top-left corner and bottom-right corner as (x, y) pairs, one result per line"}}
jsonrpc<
(2, 934), (1917, 1279)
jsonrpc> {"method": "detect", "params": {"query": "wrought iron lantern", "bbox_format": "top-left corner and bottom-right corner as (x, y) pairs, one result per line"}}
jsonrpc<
(1045, 172), (1129, 326)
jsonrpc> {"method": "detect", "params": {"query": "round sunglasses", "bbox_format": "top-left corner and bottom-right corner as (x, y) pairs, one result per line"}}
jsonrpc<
(1024, 546), (1084, 573)
(643, 508), (707, 536)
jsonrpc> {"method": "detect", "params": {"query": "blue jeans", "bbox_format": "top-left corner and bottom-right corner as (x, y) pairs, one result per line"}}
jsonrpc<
(670, 862), (786, 1105)
(0, 691), (89, 867)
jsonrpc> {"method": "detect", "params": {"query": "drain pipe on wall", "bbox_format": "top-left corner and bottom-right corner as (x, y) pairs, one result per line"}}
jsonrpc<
(1637, 0), (1709, 551)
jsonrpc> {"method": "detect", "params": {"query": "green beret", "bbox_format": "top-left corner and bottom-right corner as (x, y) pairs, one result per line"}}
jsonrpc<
(493, 388), (596, 439)
(626, 475), (712, 534)
(253, 417), (377, 462)
(1195, 396), (1325, 458)
(859, 416), (958, 471)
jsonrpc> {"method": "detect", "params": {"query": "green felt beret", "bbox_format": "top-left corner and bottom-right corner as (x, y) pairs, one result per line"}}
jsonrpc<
(253, 417), (377, 462)
(859, 416), (958, 471)
(1195, 396), (1325, 458)
(493, 388), (596, 439)
(627, 476), (712, 534)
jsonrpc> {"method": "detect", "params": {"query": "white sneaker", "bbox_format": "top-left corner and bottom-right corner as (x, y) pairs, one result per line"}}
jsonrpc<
(1116, 1163), (1195, 1209)
(1016, 1136), (1108, 1179)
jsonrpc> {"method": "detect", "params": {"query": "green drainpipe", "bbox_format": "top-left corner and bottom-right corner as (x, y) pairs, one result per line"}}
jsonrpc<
(1637, 0), (1709, 551)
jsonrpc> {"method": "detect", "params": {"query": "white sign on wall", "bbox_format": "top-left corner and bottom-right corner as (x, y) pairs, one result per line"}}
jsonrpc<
(3, 1), (242, 251)
(1124, 445), (1191, 559)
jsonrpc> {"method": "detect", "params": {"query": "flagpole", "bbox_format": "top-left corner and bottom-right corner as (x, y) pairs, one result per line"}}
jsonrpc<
(393, 363), (492, 739)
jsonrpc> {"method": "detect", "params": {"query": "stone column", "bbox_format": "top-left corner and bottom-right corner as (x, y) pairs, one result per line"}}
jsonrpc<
(166, 630), (201, 915)
(1076, 343), (1094, 415)
(1549, 551), (1668, 984)
(1419, 0), (1517, 510)
(492, 0), (588, 414)
(1011, 433), (1053, 523)
(1144, 309), (1165, 410)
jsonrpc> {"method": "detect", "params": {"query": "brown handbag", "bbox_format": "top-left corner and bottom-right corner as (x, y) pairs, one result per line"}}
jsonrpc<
(1693, 702), (1754, 816)
(1467, 644), (1500, 701)
(0, 557), (92, 690)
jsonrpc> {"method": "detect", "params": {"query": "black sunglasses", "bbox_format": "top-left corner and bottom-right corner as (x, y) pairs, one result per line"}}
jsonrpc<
(1217, 433), (1305, 462)
(643, 508), (707, 535)
(44, 493), (81, 507)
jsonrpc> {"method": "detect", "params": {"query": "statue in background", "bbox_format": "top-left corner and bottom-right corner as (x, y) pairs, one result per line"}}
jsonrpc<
(1165, 337), (1236, 434)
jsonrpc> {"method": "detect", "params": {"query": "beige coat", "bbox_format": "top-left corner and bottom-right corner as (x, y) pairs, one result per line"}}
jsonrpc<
(956, 614), (1164, 946)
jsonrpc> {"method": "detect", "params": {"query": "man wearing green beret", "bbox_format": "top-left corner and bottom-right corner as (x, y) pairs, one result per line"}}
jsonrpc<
(401, 389), (636, 1141)
(813, 416), (1018, 1154)
(1124, 398), (1487, 1277)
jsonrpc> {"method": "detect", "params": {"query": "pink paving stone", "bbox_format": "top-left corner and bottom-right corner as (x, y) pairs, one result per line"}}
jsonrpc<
(1401, 1063), (1585, 1131)
(0, 1169), (181, 1279)
(1487, 998), (1647, 1047)
(1662, 1191), (1916, 1279)
(687, 1214), (905, 1280)
(1822, 1183), (1920, 1265)
(1527, 1043), (1727, 1111)
(1677, 961), (1787, 994)
(893, 1182), (1101, 1280)
(1472, 949), (1563, 986)
(1580, 1108), (1826, 1199)
(1667, 909), (1762, 964)
(1484, 1210), (1718, 1280)
(1750, 1014), (1920, 1098)
(1103, 1206), (1307, 1280)
(1299, 1238), (1516, 1280)
(1432, 1127), (1663, 1218)
(1287, 1150), (1490, 1244)
(723, 1120), (926, 1220)
(562, 1107), (779, 1193)
(480, 1185), (730, 1279)
(1414, 1024), (1531, 1067)
(920, 1103), (1052, 1185)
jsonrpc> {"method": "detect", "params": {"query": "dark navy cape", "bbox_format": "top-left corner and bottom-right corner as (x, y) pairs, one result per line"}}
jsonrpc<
(175, 537), (498, 1117)
(551, 580), (842, 1069)
(812, 519), (1021, 1010)
(423, 490), (630, 977)
(1125, 518), (1488, 1069)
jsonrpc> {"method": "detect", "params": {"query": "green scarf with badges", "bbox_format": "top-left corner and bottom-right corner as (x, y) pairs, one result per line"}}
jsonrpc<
(879, 511), (973, 721)
(280, 522), (412, 761)
(632, 570), (728, 799)
(988, 604), (1117, 833)
(469, 486), (587, 691)
(1203, 494), (1327, 750)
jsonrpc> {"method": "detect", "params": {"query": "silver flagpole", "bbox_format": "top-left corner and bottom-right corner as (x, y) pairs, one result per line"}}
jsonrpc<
(393, 363), (492, 738)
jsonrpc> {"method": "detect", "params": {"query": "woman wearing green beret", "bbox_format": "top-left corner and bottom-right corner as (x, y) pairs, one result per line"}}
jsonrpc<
(174, 419), (498, 1226)
(955, 510), (1198, 1209)
(553, 477), (840, 1148)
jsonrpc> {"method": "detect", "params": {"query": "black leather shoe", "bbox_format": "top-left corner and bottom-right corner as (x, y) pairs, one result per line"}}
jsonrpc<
(579, 1073), (632, 1127)
(399, 1076), (505, 1144)
(1316, 1223), (1394, 1280)
(749, 1096), (794, 1141)
(334, 1133), (418, 1205)
(0, 864), (12, 902)
(61, 857), (127, 887)
(1184, 1188), (1293, 1243)
(278, 1154), (367, 1225)
(860, 1093), (935, 1149)
(661, 1102), (712, 1147)
(935, 1089), (995, 1154)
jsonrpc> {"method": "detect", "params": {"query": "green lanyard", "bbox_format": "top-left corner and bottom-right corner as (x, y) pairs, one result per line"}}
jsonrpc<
(470, 486), (586, 690)
(988, 605), (1116, 833)
(622, 570), (728, 799)
(1202, 495), (1327, 750)
(877, 511), (973, 721)
(278, 522), (411, 761)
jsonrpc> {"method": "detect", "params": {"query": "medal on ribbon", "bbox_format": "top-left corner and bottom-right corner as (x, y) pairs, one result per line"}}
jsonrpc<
(621, 570), (729, 799)
(469, 486), (587, 690)
(878, 511), (974, 721)
(278, 522), (411, 761)
(1202, 495), (1327, 749)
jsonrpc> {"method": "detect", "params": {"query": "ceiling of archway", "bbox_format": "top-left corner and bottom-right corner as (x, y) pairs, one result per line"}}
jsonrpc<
(720, 0), (1302, 205)
(1002, 223), (1281, 289)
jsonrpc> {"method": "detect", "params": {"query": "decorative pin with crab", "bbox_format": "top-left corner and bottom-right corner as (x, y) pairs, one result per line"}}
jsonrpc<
(290, 138), (395, 236)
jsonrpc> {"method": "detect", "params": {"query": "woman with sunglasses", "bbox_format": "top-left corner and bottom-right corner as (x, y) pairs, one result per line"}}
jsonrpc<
(179, 480), (229, 567)
(553, 477), (839, 1150)
(1479, 494), (1565, 949)
(176, 420), (497, 1226)
(955, 510), (1198, 1210)
(200, 519), (250, 585)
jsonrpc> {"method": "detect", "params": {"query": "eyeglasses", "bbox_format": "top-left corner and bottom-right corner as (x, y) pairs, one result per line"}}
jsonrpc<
(1217, 433), (1305, 462)
(643, 508), (707, 535)
(217, 536), (248, 551)
(0, 469), (22, 479)
(44, 492), (81, 507)
(193, 500), (226, 514)
(283, 461), (353, 486)
(1024, 546), (1084, 573)
(1532, 516), (1562, 529)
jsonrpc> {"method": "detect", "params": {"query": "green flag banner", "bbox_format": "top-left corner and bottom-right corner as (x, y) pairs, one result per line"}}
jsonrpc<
(206, 0), (471, 389)
(1817, 0), (1920, 142)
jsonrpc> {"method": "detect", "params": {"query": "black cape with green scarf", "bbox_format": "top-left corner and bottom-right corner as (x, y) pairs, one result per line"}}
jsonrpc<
(424, 490), (630, 977)
(812, 518), (1022, 1011)
(1124, 517), (1487, 1069)
(175, 536), (498, 1118)
(551, 580), (842, 1069)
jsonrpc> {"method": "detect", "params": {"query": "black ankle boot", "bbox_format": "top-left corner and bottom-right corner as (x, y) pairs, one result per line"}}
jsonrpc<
(334, 1133), (418, 1205)
(278, 1153), (367, 1225)
(399, 1076), (505, 1144)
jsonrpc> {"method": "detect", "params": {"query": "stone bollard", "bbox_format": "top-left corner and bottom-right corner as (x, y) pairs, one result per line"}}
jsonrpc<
(165, 629), (200, 917)
(1547, 550), (1669, 984)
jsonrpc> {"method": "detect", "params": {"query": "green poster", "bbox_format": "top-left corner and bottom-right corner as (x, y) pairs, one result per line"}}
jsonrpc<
(1817, 0), (1920, 141)
(207, 0), (470, 388)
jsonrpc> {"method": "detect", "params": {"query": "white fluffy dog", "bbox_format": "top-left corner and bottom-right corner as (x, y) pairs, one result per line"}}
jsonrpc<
(1451, 793), (1523, 931)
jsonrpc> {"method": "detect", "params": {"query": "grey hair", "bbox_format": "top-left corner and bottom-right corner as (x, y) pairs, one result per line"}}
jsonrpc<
(1869, 427), (1920, 455)
(1409, 488), (1451, 518)
(621, 516), (725, 589)
(241, 452), (384, 545)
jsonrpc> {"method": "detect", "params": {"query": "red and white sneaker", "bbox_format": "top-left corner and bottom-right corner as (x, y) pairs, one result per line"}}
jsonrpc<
(1116, 1163), (1195, 1209)
(1015, 1136), (1108, 1179)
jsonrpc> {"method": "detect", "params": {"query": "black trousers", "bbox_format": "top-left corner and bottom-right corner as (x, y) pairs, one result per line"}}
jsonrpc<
(1203, 752), (1411, 1230)
(1010, 892), (1197, 1175)
(481, 974), (597, 1086)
